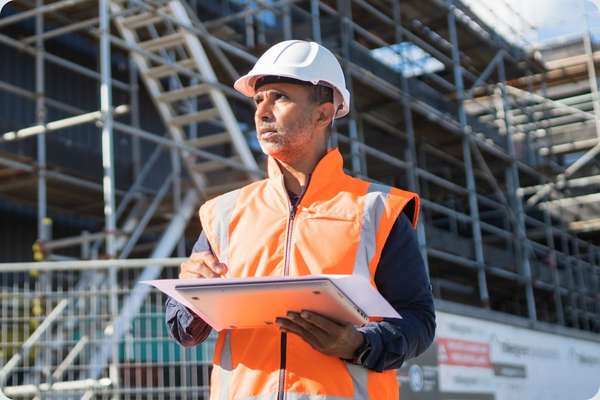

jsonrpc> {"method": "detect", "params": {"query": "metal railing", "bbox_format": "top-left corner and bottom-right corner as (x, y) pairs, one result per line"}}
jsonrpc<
(0, 258), (215, 399)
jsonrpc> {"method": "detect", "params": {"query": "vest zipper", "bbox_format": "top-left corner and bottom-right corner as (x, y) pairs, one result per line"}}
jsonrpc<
(278, 177), (311, 400)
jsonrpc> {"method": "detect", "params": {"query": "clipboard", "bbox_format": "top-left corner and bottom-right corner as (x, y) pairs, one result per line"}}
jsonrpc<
(144, 274), (401, 331)
(175, 277), (367, 329)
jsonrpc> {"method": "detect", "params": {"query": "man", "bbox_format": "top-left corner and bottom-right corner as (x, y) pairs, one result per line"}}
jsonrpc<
(166, 40), (435, 399)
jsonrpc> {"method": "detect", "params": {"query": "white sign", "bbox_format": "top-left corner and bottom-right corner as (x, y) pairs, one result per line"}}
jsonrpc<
(399, 311), (600, 400)
(436, 311), (600, 399)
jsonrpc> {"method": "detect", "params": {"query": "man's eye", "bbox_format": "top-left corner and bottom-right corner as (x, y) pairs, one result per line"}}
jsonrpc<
(274, 93), (286, 100)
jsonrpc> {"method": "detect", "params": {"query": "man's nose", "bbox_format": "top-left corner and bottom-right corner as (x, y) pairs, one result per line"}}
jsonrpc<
(256, 101), (274, 123)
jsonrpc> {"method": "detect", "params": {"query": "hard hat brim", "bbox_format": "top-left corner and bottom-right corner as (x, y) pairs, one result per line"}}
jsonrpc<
(234, 72), (350, 119)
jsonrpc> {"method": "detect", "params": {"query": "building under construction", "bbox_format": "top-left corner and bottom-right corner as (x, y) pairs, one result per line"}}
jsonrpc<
(0, 0), (599, 398)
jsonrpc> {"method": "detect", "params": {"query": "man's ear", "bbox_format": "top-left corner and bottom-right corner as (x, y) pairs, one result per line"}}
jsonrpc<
(316, 102), (335, 128)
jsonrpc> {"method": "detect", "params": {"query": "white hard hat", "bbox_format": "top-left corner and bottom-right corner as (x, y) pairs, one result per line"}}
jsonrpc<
(234, 40), (350, 119)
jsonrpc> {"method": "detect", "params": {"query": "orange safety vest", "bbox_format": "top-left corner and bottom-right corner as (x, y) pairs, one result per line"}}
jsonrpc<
(199, 148), (420, 400)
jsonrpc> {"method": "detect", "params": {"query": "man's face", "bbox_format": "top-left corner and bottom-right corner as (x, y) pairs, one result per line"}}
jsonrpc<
(253, 82), (320, 161)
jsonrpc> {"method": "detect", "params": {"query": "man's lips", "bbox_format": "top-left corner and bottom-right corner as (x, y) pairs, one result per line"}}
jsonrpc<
(258, 130), (278, 139)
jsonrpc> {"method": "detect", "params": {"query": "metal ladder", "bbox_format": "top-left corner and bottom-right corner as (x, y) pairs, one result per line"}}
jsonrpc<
(111, 0), (260, 197)
(80, 0), (265, 386)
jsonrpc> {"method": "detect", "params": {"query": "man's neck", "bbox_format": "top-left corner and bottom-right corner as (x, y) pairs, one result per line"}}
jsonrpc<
(276, 148), (327, 195)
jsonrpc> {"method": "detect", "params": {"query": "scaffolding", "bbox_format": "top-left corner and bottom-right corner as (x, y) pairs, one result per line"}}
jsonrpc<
(0, 0), (599, 398)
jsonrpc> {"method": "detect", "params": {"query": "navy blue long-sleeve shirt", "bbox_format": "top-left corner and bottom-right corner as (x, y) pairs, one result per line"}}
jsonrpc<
(165, 209), (436, 372)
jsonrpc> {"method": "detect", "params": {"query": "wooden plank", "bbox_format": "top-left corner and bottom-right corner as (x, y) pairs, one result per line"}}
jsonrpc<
(156, 84), (211, 103)
(186, 132), (230, 148)
(145, 58), (196, 79)
(121, 11), (163, 30)
(139, 32), (185, 52)
(170, 108), (220, 126)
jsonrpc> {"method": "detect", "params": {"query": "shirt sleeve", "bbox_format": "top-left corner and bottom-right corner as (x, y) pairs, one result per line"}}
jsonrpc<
(355, 212), (436, 372)
(164, 232), (213, 347)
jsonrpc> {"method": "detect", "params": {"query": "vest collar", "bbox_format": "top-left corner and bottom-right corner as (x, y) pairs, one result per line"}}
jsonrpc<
(267, 147), (346, 205)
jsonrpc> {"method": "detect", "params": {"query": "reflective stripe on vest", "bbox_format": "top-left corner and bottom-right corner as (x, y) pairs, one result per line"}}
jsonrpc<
(218, 330), (233, 400)
(353, 182), (391, 279)
(346, 362), (369, 399)
(211, 188), (241, 264)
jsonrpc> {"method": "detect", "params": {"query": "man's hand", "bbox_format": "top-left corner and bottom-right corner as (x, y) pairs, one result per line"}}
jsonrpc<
(179, 250), (228, 279)
(275, 311), (364, 360)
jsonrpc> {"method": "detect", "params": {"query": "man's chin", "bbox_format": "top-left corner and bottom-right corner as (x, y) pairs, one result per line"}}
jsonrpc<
(259, 142), (287, 157)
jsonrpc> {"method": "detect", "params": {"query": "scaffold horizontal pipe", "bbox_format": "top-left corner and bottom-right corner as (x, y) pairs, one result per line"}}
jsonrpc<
(42, 231), (126, 250)
(0, 257), (186, 273)
(2, 378), (112, 397)
(0, 105), (129, 143)
(0, 0), (93, 29)
(22, 17), (100, 44)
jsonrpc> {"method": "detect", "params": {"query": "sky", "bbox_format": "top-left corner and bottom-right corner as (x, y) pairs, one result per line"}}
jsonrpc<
(464, 0), (600, 48)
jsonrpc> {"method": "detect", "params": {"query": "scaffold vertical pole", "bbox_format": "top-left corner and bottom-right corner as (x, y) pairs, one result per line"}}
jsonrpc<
(310, 0), (321, 43)
(35, 0), (47, 244)
(572, 237), (590, 331)
(392, 0), (429, 274)
(594, 247), (600, 307)
(171, 148), (186, 257)
(32, 0), (53, 384)
(337, 0), (363, 175)
(99, 0), (119, 396)
(447, 0), (489, 308)
(583, 28), (600, 139)
(524, 73), (536, 165)
(594, 247), (600, 329)
(283, 3), (292, 40)
(245, 1), (255, 48)
(560, 224), (579, 329)
(543, 209), (565, 325)
(129, 57), (142, 177)
(498, 56), (537, 321)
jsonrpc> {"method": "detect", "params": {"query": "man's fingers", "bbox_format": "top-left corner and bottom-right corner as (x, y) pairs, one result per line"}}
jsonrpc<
(286, 312), (332, 343)
(215, 263), (228, 274)
(190, 263), (221, 278)
(181, 255), (227, 278)
(191, 251), (219, 268)
(179, 271), (205, 279)
(179, 268), (216, 279)
(180, 260), (220, 278)
(189, 251), (211, 261)
(299, 311), (344, 332)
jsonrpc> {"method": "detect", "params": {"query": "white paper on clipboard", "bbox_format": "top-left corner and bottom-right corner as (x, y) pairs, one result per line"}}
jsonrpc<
(143, 274), (401, 331)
